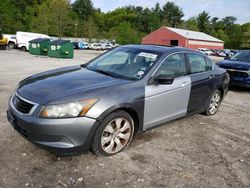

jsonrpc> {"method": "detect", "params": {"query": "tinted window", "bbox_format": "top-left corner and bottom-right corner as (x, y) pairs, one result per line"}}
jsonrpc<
(188, 53), (207, 74)
(205, 58), (213, 71)
(155, 53), (187, 78)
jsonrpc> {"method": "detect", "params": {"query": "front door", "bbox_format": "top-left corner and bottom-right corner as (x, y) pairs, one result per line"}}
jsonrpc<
(143, 53), (191, 130)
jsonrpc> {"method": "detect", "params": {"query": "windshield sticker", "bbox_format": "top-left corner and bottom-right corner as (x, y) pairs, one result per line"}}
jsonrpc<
(138, 52), (158, 59)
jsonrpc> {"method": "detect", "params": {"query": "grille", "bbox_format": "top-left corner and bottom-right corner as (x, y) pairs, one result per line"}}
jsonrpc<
(12, 95), (34, 114)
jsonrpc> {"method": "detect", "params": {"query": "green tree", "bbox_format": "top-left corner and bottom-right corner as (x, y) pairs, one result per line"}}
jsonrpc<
(162, 2), (184, 27)
(183, 17), (199, 31)
(0, 0), (42, 33)
(224, 24), (242, 49)
(31, 0), (74, 37)
(72, 0), (94, 20)
(111, 22), (140, 44)
(240, 23), (250, 49)
(222, 16), (237, 28)
(197, 11), (211, 33)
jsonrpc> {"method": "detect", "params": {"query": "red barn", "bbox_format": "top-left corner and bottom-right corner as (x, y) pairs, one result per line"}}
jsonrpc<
(142, 27), (224, 50)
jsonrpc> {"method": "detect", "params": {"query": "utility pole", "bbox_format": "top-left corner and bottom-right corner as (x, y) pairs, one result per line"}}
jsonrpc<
(74, 23), (78, 41)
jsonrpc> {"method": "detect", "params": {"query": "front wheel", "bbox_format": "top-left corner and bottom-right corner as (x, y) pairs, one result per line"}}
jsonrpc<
(8, 42), (15, 49)
(91, 110), (134, 156)
(204, 89), (222, 116)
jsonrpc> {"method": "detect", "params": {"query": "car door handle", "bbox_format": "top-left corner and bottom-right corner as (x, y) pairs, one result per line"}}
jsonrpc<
(181, 81), (188, 87)
(209, 75), (215, 79)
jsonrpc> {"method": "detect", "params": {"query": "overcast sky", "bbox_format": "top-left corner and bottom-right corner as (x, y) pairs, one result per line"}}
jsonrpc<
(91, 0), (250, 24)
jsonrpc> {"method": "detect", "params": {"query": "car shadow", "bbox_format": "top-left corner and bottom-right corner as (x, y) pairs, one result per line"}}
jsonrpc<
(229, 86), (250, 92)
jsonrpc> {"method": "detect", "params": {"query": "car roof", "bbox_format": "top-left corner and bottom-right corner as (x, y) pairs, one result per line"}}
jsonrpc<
(122, 44), (196, 54)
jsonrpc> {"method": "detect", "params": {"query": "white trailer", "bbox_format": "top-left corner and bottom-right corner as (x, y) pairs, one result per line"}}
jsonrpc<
(16, 31), (50, 51)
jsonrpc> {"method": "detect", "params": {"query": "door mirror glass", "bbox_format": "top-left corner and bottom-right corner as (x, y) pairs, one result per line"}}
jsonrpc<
(154, 74), (174, 85)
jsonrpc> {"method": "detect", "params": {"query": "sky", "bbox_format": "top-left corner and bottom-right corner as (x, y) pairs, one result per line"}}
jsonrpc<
(91, 0), (250, 24)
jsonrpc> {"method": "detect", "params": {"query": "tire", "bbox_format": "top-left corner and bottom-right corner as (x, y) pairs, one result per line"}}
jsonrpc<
(21, 46), (27, 51)
(204, 89), (222, 116)
(8, 42), (15, 49)
(91, 110), (134, 157)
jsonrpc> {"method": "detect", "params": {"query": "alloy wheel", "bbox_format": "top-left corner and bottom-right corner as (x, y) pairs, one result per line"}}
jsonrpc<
(101, 118), (132, 154)
(209, 92), (221, 115)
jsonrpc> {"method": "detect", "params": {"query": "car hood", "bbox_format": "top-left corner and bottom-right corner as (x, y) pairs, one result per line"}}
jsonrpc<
(217, 60), (250, 71)
(17, 66), (128, 104)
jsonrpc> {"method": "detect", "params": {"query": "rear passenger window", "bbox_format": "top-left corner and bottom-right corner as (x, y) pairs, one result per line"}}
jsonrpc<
(205, 58), (213, 71)
(155, 53), (187, 78)
(188, 54), (208, 74)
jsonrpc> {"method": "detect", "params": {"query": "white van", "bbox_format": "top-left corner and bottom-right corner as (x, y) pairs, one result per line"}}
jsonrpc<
(16, 31), (50, 51)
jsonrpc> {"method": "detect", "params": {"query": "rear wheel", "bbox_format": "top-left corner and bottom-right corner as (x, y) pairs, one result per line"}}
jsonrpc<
(204, 89), (222, 116)
(91, 110), (134, 156)
(21, 46), (27, 51)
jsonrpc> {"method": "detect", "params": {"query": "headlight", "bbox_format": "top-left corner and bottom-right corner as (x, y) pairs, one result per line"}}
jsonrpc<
(39, 99), (98, 118)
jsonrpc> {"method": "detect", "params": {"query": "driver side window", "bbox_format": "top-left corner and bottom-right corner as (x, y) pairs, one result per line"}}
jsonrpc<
(155, 53), (187, 78)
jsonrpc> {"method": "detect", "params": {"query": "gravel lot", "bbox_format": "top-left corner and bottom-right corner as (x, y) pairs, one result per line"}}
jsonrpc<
(0, 50), (249, 188)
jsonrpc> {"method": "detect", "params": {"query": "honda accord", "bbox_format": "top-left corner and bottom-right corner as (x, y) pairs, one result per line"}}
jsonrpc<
(7, 45), (229, 156)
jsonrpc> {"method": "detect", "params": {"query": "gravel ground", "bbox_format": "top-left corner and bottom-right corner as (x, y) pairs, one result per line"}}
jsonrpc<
(0, 50), (249, 188)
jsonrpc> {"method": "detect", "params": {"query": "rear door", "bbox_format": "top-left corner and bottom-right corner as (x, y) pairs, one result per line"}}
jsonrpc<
(186, 53), (216, 114)
(144, 53), (191, 130)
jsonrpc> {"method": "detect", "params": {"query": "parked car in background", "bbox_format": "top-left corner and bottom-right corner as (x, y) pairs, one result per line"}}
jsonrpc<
(7, 45), (229, 156)
(217, 50), (250, 88)
(16, 31), (50, 51)
(216, 50), (227, 57)
(3, 34), (16, 49)
(105, 43), (113, 50)
(111, 42), (119, 48)
(197, 48), (213, 56)
(72, 42), (80, 49)
(92, 43), (102, 50)
(223, 49), (235, 57)
(83, 43), (90, 49)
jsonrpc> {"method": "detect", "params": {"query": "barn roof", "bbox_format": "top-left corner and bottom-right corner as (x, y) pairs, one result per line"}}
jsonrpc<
(166, 27), (223, 43)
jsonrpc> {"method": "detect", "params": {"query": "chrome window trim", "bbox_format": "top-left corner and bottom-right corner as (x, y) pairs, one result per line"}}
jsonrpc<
(10, 92), (39, 115)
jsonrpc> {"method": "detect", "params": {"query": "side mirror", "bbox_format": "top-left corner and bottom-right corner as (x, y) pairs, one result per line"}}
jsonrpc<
(151, 74), (174, 85)
(224, 56), (230, 60)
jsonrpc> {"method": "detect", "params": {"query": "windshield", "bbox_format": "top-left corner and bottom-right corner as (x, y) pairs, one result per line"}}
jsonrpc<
(230, 51), (250, 63)
(86, 47), (161, 80)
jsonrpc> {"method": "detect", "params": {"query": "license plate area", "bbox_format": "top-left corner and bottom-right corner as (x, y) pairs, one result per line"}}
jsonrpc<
(7, 111), (29, 138)
(7, 110), (16, 126)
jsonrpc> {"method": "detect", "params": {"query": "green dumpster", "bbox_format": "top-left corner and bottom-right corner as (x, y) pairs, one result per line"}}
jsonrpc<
(29, 38), (50, 55)
(48, 40), (74, 58)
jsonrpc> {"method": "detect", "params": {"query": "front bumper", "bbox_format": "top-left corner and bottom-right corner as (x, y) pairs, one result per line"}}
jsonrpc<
(7, 103), (99, 155)
(225, 69), (250, 88)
